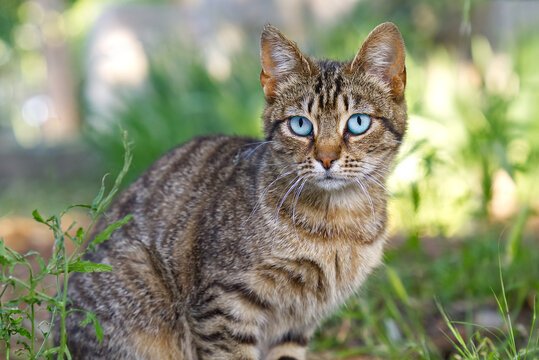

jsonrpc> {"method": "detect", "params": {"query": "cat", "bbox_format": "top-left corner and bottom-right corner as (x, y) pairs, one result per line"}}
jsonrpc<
(60, 22), (407, 359)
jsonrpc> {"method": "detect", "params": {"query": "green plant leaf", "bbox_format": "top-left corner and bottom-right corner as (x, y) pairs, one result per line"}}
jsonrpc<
(15, 326), (31, 339)
(67, 260), (113, 273)
(89, 214), (133, 251)
(3, 300), (24, 309)
(23, 250), (39, 257)
(79, 311), (104, 342)
(386, 265), (410, 306)
(66, 220), (77, 232)
(0, 132), (133, 359)
(90, 174), (109, 214)
(76, 227), (84, 237)
(0, 239), (15, 265)
(36, 255), (46, 272)
(40, 346), (60, 357)
(505, 204), (531, 266)
(31, 209), (46, 224)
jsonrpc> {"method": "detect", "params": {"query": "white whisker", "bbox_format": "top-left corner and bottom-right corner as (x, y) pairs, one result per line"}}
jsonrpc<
(274, 175), (303, 223)
(292, 177), (308, 241)
(368, 167), (389, 177)
(270, 174), (303, 244)
(365, 173), (393, 197)
(242, 141), (274, 159)
(356, 179), (375, 223)
(247, 168), (296, 220)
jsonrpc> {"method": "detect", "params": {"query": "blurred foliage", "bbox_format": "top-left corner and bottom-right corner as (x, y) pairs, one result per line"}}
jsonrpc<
(0, 0), (20, 45)
(306, 6), (539, 355)
(311, 0), (479, 59)
(82, 0), (539, 237)
(85, 45), (264, 184)
(2, 0), (539, 357)
(4, 0), (538, 233)
(314, 1), (539, 237)
(1, 135), (132, 359)
(313, 221), (539, 358)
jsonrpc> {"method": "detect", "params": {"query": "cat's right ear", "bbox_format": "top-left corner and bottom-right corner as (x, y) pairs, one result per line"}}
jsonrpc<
(260, 25), (312, 100)
(350, 22), (406, 100)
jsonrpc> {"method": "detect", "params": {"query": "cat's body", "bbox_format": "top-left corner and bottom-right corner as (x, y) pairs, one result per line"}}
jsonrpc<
(62, 23), (407, 359)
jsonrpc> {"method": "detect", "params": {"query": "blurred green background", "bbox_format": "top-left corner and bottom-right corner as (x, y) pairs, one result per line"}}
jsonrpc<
(1, 0), (538, 358)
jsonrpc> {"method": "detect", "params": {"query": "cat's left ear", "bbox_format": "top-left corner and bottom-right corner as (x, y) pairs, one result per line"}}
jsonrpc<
(350, 22), (406, 100)
(260, 24), (312, 100)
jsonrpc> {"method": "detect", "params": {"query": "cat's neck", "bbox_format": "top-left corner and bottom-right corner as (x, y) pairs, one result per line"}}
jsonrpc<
(258, 158), (388, 244)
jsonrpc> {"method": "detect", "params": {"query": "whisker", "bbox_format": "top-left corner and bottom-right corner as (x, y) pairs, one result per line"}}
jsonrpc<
(343, 164), (392, 197)
(364, 173), (393, 197)
(366, 168), (390, 180)
(355, 162), (391, 179)
(263, 162), (296, 166)
(274, 175), (304, 224)
(292, 177), (309, 241)
(342, 165), (388, 181)
(355, 159), (390, 170)
(355, 178), (375, 223)
(241, 141), (274, 159)
(270, 175), (303, 243)
(239, 140), (274, 149)
(247, 168), (296, 220)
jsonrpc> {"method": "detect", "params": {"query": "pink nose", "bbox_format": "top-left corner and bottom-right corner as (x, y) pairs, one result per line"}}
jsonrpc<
(317, 155), (337, 170)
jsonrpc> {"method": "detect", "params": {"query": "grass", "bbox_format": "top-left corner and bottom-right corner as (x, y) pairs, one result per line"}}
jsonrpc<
(437, 262), (538, 360)
(3, 143), (536, 360)
(313, 224), (539, 359)
(1, 1), (539, 359)
(0, 132), (132, 359)
(84, 44), (264, 186)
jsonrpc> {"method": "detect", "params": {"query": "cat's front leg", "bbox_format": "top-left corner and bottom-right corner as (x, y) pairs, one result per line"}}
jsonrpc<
(192, 336), (259, 360)
(189, 318), (261, 359)
(265, 331), (311, 360)
(266, 343), (307, 360)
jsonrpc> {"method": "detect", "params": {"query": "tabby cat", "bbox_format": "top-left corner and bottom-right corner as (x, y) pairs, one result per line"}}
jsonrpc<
(61, 22), (407, 359)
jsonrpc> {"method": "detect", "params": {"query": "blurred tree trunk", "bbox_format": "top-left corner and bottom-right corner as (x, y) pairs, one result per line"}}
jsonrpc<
(39, 0), (80, 142)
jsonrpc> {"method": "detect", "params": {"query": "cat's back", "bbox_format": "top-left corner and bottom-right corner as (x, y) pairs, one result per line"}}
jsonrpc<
(103, 134), (259, 237)
(64, 135), (262, 358)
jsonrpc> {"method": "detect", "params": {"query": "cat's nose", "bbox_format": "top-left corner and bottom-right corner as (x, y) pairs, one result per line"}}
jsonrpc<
(317, 154), (338, 170)
(315, 144), (340, 170)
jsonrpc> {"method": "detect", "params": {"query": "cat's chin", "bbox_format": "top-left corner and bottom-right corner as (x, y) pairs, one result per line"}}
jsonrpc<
(314, 177), (349, 191)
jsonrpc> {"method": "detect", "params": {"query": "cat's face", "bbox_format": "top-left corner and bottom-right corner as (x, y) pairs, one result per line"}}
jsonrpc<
(260, 23), (407, 191)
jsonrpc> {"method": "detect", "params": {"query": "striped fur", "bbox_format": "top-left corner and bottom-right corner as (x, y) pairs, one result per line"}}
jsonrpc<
(59, 23), (407, 359)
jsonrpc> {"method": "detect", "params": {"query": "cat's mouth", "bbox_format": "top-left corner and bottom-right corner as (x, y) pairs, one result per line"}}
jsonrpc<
(315, 174), (348, 190)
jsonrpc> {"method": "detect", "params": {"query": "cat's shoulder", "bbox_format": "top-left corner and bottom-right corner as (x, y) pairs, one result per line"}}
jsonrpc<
(128, 134), (262, 193)
(154, 134), (260, 167)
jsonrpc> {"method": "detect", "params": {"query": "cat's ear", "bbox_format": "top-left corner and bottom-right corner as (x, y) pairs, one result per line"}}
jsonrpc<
(260, 24), (312, 99)
(350, 22), (406, 99)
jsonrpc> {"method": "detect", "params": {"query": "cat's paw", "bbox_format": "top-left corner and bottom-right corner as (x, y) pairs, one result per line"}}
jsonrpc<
(267, 343), (306, 360)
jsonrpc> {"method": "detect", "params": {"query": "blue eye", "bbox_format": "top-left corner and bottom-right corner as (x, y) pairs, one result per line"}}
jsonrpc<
(289, 116), (313, 136)
(347, 113), (371, 135)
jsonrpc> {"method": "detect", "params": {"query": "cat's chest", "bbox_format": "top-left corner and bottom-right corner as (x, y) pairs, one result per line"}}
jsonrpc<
(250, 235), (385, 327)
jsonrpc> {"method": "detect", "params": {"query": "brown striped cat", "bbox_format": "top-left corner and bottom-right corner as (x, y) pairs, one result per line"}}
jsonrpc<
(61, 22), (406, 359)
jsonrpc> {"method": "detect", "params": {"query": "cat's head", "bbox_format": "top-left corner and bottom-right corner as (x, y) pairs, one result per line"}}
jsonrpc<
(260, 23), (406, 191)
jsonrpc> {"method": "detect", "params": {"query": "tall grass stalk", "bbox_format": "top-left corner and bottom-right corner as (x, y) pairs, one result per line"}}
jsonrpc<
(0, 131), (132, 359)
(437, 257), (539, 360)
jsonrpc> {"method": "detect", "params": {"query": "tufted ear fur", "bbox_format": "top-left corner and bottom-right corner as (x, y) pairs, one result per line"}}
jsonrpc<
(350, 22), (406, 100)
(260, 24), (312, 100)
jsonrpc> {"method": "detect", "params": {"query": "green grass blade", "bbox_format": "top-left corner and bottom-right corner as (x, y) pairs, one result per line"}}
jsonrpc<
(88, 214), (133, 251)
(386, 265), (410, 306)
(524, 297), (537, 360)
(437, 301), (475, 359)
(497, 256), (518, 358)
(505, 204), (531, 266)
